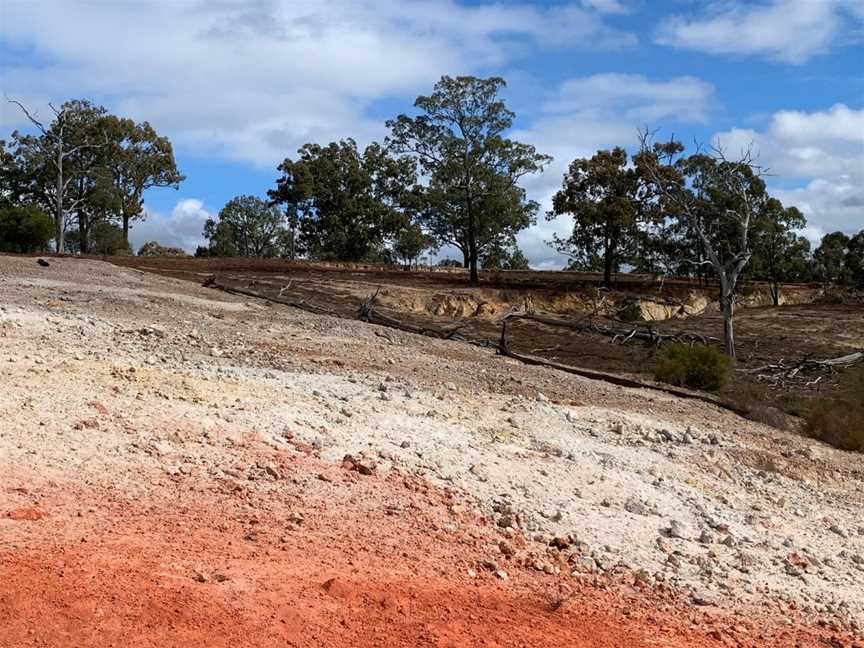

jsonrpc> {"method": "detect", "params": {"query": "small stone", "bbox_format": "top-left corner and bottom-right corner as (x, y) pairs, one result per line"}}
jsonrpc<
(287, 512), (304, 525)
(692, 589), (716, 606)
(624, 498), (649, 516)
(657, 429), (675, 443)
(494, 570), (509, 581)
(341, 454), (376, 475)
(536, 392), (548, 403)
(698, 530), (714, 545)
(668, 519), (692, 540)
(829, 524), (849, 539)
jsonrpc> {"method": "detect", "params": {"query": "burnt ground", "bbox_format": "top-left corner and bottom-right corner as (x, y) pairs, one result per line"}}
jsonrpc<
(102, 256), (864, 415)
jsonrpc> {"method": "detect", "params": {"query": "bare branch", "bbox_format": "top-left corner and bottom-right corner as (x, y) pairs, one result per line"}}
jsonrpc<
(6, 97), (50, 137)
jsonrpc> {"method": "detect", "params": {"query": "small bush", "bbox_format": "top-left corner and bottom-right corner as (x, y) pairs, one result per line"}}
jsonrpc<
(804, 369), (864, 452)
(138, 241), (187, 257)
(654, 343), (731, 392)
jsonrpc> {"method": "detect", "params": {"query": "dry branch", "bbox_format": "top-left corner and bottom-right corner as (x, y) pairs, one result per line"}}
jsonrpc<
(745, 351), (864, 387)
(501, 313), (719, 347)
(210, 282), (339, 317)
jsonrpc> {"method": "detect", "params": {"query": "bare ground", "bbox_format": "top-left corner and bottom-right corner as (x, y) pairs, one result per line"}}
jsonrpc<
(1, 255), (863, 648)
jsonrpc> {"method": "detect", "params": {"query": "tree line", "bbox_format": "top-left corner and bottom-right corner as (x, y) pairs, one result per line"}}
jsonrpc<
(197, 76), (546, 280)
(1, 77), (861, 357)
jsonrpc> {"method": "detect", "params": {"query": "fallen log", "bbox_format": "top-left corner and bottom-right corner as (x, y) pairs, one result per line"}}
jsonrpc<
(497, 316), (746, 415)
(210, 282), (339, 317)
(357, 290), (489, 345)
(501, 313), (719, 346)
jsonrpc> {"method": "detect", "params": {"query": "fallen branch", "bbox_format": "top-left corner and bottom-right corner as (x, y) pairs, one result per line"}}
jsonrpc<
(497, 317), (744, 414)
(745, 351), (863, 387)
(210, 282), (339, 317)
(357, 290), (484, 344)
(501, 313), (719, 347)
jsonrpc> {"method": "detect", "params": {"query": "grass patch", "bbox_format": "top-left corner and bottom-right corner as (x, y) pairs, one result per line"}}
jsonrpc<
(803, 368), (864, 452)
(654, 343), (731, 392)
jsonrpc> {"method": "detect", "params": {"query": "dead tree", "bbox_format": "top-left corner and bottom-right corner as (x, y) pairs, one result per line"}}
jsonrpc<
(637, 132), (768, 358)
(7, 99), (105, 253)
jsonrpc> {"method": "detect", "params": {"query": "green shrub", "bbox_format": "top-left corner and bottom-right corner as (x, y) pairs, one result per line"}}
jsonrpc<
(654, 343), (731, 392)
(804, 368), (864, 452)
(0, 205), (54, 253)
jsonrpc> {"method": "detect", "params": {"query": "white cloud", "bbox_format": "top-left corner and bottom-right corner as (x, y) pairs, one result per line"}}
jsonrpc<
(130, 199), (213, 254)
(0, 0), (634, 167)
(544, 73), (714, 123)
(581, 0), (631, 15)
(713, 104), (864, 236)
(656, 0), (863, 64)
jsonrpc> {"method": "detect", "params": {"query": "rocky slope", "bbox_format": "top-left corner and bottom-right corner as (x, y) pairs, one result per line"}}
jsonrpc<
(0, 256), (861, 648)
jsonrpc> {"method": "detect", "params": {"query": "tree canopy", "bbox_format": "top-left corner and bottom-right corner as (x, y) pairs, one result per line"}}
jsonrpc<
(548, 147), (651, 287)
(203, 195), (286, 258)
(269, 139), (417, 262)
(386, 76), (550, 284)
(3, 98), (182, 253)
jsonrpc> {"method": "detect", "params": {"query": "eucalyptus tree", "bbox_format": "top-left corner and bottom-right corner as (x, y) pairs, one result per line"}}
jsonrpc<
(814, 232), (851, 285)
(203, 195), (286, 257)
(270, 139), (418, 262)
(636, 134), (769, 358)
(387, 76), (550, 285)
(101, 116), (184, 244)
(548, 147), (652, 287)
(749, 198), (809, 304)
(7, 99), (109, 252)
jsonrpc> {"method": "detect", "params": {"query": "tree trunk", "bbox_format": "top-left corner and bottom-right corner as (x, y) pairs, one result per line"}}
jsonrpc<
(467, 200), (478, 286)
(720, 281), (736, 358)
(603, 249), (613, 288)
(79, 218), (89, 254)
(55, 149), (65, 253)
(771, 280), (779, 307)
(468, 245), (479, 285)
(122, 213), (130, 244)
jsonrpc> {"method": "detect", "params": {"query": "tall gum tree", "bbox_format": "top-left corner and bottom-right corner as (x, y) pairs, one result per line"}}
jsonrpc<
(636, 133), (768, 358)
(8, 99), (108, 253)
(547, 147), (652, 287)
(102, 116), (184, 244)
(386, 76), (550, 285)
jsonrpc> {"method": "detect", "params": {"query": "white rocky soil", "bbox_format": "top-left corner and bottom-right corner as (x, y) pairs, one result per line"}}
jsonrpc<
(1, 256), (862, 635)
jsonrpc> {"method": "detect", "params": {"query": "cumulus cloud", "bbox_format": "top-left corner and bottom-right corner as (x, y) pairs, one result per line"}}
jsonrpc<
(712, 104), (864, 236)
(130, 199), (213, 254)
(0, 0), (635, 167)
(580, 0), (631, 15)
(656, 0), (863, 64)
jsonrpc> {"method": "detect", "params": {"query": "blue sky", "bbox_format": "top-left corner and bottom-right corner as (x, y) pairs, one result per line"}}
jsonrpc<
(1, 0), (862, 267)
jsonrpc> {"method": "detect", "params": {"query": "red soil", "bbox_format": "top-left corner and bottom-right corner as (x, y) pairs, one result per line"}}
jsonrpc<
(0, 456), (852, 648)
